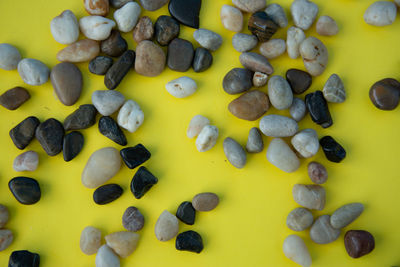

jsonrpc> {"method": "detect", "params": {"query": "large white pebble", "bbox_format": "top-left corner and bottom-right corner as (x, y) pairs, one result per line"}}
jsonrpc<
(268, 75), (293, 110)
(0, 43), (21, 70)
(154, 210), (179, 241)
(50, 10), (79, 44)
(364, 1), (397, 26)
(105, 231), (140, 258)
(187, 115), (210, 138)
(80, 16), (116, 41)
(114, 2), (141, 32)
(259, 115), (298, 137)
(166, 77), (197, 98)
(286, 26), (305, 59)
(265, 4), (288, 28)
(193, 29), (223, 51)
(195, 125), (219, 152)
(13, 151), (39, 172)
(259, 39), (286, 59)
(267, 138), (300, 173)
(92, 90), (125, 116)
(80, 226), (102, 255)
(300, 37), (328, 76)
(96, 245), (120, 267)
(221, 5), (243, 32)
(117, 100), (144, 133)
(18, 58), (50, 86)
(291, 129), (319, 158)
(283, 235), (312, 267)
(291, 0), (319, 30)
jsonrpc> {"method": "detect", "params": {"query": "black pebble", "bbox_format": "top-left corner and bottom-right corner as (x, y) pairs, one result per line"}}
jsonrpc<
(35, 118), (65, 156)
(176, 201), (196, 225)
(8, 250), (40, 267)
(305, 90), (333, 128)
(9, 177), (41, 205)
(192, 48), (213, 73)
(320, 136), (346, 163)
(175, 230), (204, 253)
(93, 184), (123, 205)
(131, 166), (158, 199)
(63, 104), (97, 131)
(120, 144), (151, 169)
(9, 116), (40, 150)
(63, 131), (84, 162)
(104, 50), (135, 90)
(98, 116), (127, 146)
(101, 30), (128, 57)
(89, 56), (114, 75)
(154, 16), (180, 46)
(167, 38), (194, 72)
(168, 0), (201, 29)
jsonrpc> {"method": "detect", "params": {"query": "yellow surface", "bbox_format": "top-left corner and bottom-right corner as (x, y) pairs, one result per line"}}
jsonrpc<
(0, 0), (399, 266)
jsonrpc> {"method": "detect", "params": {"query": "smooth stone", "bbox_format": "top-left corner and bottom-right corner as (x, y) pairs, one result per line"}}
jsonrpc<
(168, 0), (201, 29)
(0, 43), (21, 70)
(292, 184), (325, 210)
(84, 0), (109, 16)
(232, 33), (258, 52)
(114, 2), (141, 33)
(248, 11), (278, 42)
(283, 235), (312, 267)
(344, 230), (375, 258)
(394, 0), (400, 8)
(110, 0), (132, 8)
(9, 177), (41, 205)
(195, 125), (219, 152)
(98, 117), (127, 146)
(0, 87), (30, 110)
(64, 104), (97, 131)
(192, 48), (213, 72)
(192, 192), (219, 211)
(239, 52), (274, 74)
(286, 26), (306, 59)
(291, 0), (319, 30)
(105, 50), (135, 90)
(117, 100), (144, 133)
(291, 128), (319, 158)
(268, 75), (293, 110)
(310, 215), (340, 244)
(223, 137), (247, 169)
(120, 144), (151, 169)
(0, 205), (9, 228)
(81, 147), (122, 189)
(300, 37), (328, 76)
(135, 40), (166, 77)
(80, 226), (102, 255)
(187, 115), (210, 138)
(155, 210), (179, 241)
(95, 245), (120, 267)
(369, 78), (400, 110)
(232, 0), (266, 12)
(259, 115), (298, 137)
(9, 116), (40, 150)
(79, 16), (115, 41)
(253, 72), (268, 87)
(331, 203), (364, 229)
(8, 250), (40, 267)
(166, 77), (197, 98)
(35, 118), (64, 156)
(316, 16), (339, 36)
(223, 68), (253, 95)
(290, 97), (306, 122)
(266, 138), (300, 173)
(154, 16), (180, 46)
(139, 0), (168, 11)
(13, 151), (39, 172)
(89, 56), (113, 75)
(176, 201), (196, 225)
(307, 161), (328, 184)
(92, 90), (125, 116)
(93, 184), (123, 205)
(167, 38), (194, 72)
(51, 62), (82, 106)
(63, 131), (84, 162)
(323, 74), (346, 103)
(57, 39), (99, 63)
(286, 69), (312, 94)
(364, 1), (397, 26)
(246, 127), (263, 153)
(50, 10), (79, 45)
(122, 206), (145, 232)
(193, 29), (222, 51)
(105, 231), (139, 258)
(320, 136), (346, 163)
(305, 90), (333, 128)
(259, 39), (286, 59)
(18, 59), (49, 86)
(265, 4), (288, 28)
(220, 5), (243, 32)
(0, 229), (13, 251)
(131, 166), (158, 199)
(228, 90), (269, 121)
(101, 30), (128, 57)
(287, 207), (314, 231)
(176, 231), (203, 253)
(133, 16), (154, 43)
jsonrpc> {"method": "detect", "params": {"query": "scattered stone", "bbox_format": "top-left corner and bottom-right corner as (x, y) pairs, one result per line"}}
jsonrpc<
(344, 230), (375, 258)
(369, 78), (400, 110)
(221, 5), (243, 32)
(84, 0), (109, 16)
(248, 12), (278, 42)
(0, 205), (9, 228)
(131, 166), (158, 199)
(117, 100), (144, 133)
(9, 177), (41, 205)
(13, 151), (39, 172)
(192, 48), (213, 72)
(239, 52), (274, 74)
(168, 0), (201, 29)
(101, 30), (128, 57)
(105, 50), (135, 90)
(166, 77), (197, 98)
(192, 192), (219, 211)
(320, 136), (346, 163)
(176, 201), (196, 225)
(51, 62), (82, 106)
(79, 16), (116, 41)
(80, 226), (102, 255)
(283, 235), (312, 267)
(267, 138), (300, 173)
(323, 74), (346, 103)
(89, 56), (113, 75)
(0, 43), (21, 70)
(176, 231), (204, 253)
(232, 0), (266, 13)
(9, 116), (40, 150)
(0, 229), (13, 251)
(63, 131), (84, 162)
(122, 206), (145, 232)
(195, 125), (219, 152)
(259, 39), (286, 59)
(253, 72), (268, 87)
(286, 26), (306, 59)
(292, 184), (325, 210)
(120, 144), (151, 169)
(305, 90), (333, 128)
(193, 29), (222, 51)
(110, 0), (132, 8)
(96, 245), (120, 267)
(286, 69), (312, 95)
(98, 116), (127, 146)
(316, 16), (339, 36)
(291, 0), (319, 30)
(265, 4), (288, 28)
(246, 127), (264, 153)
(18, 59), (50, 86)
(93, 184), (123, 205)
(310, 215), (340, 244)
(8, 250), (40, 267)
(35, 118), (64, 156)
(291, 129), (319, 158)
(300, 37), (328, 76)
(187, 115), (210, 138)
(154, 16), (180, 46)
(133, 16), (154, 43)
(155, 210), (179, 241)
(287, 207), (314, 231)
(232, 33), (258, 52)
(0, 87), (30, 110)
(268, 75), (293, 110)
(290, 97), (306, 122)
(167, 38), (194, 72)
(57, 39), (99, 63)
(114, 2), (141, 32)
(64, 104), (97, 131)
(307, 161), (328, 184)
(364, 1), (397, 26)
(228, 90), (269, 121)
(331, 203), (364, 229)
(223, 137), (247, 169)
(50, 10), (79, 45)
(135, 40), (166, 77)
(223, 68), (253, 95)
(105, 231), (139, 258)
(139, 0), (168, 11)
(259, 115), (298, 137)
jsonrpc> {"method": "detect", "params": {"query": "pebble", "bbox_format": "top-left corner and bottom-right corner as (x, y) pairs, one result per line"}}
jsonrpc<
(320, 136), (346, 163)
(93, 184), (123, 205)
(253, 72), (268, 87)
(0, 87), (30, 110)
(84, 0), (109, 16)
(232, 33), (258, 52)
(110, 0), (132, 8)
(64, 104), (97, 131)
(167, 38), (194, 72)
(168, 0), (201, 29)
(117, 100), (144, 133)
(232, 0), (266, 13)
(283, 235), (312, 267)
(223, 68), (253, 95)
(63, 131), (84, 162)
(105, 50), (135, 89)
(79, 16), (116, 41)
(176, 231), (204, 253)
(81, 147), (121, 189)
(122, 206), (145, 232)
(344, 230), (375, 258)
(291, 129), (319, 158)
(193, 29), (222, 51)
(131, 166), (158, 199)
(291, 0), (319, 30)
(287, 207), (314, 231)
(98, 116), (127, 146)
(246, 127), (264, 153)
(259, 115), (298, 137)
(239, 52), (274, 74)
(268, 75), (293, 110)
(364, 1), (397, 26)
(176, 201), (196, 225)
(305, 90), (333, 128)
(195, 125), (219, 152)
(300, 37), (328, 76)
(187, 115), (210, 138)
(50, 10), (79, 45)
(57, 39), (100, 62)
(307, 161), (328, 184)
(89, 56), (113, 75)
(50, 62), (82, 106)
(228, 90), (269, 121)
(139, 0), (168, 11)
(9, 177), (41, 205)
(259, 39), (286, 59)
(220, 5), (243, 32)
(120, 144), (151, 169)
(13, 151), (39, 172)
(105, 231), (139, 258)
(155, 210), (179, 241)
(0, 229), (13, 252)
(0, 205), (9, 228)
(80, 226), (102, 255)
(95, 245), (120, 267)
(192, 48), (213, 72)
(18, 59), (50, 86)
(396, 0), (400, 7)
(133, 16), (154, 43)
(154, 16), (180, 46)
(9, 116), (40, 150)
(265, 4), (288, 28)
(248, 12), (278, 42)
(286, 26), (306, 59)
(35, 118), (64, 156)
(135, 40), (166, 77)
(192, 192), (219, 211)
(369, 78), (400, 110)
(331, 203), (364, 229)
(310, 215), (340, 244)
(166, 77), (197, 98)
(267, 138), (300, 173)
(286, 69), (312, 95)
(323, 74), (346, 103)
(316, 16), (339, 36)
(290, 97), (306, 122)
(114, 2), (141, 32)
(223, 137), (247, 169)
(0, 43), (21, 70)
(8, 250), (40, 267)
(101, 30), (128, 57)
(292, 184), (325, 210)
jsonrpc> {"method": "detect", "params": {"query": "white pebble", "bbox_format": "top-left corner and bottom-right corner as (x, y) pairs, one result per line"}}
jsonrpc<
(291, 129), (319, 158)
(265, 4), (288, 28)
(0, 43), (21, 70)
(92, 90), (125, 116)
(267, 138), (300, 173)
(232, 33), (258, 52)
(221, 5), (243, 32)
(316, 15), (339, 36)
(187, 115), (210, 138)
(259, 39), (286, 59)
(232, 0), (266, 13)
(286, 26), (305, 59)
(259, 115), (298, 137)
(13, 151), (39, 172)
(300, 37), (328, 76)
(291, 0), (319, 30)
(364, 1), (397, 26)
(80, 226), (102, 255)
(267, 75), (293, 110)
(50, 10), (79, 44)
(166, 77), (197, 98)
(283, 235), (312, 267)
(96, 245), (120, 267)
(154, 210), (179, 241)
(195, 125), (219, 152)
(193, 29), (223, 51)
(79, 16), (116, 41)
(18, 58), (50, 86)
(117, 100), (144, 133)
(114, 2), (141, 33)
(290, 97), (306, 122)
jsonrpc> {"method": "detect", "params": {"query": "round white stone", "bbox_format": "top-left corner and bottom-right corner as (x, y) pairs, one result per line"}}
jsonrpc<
(283, 235), (312, 267)
(18, 58), (50, 86)
(268, 75), (293, 110)
(259, 115), (298, 137)
(79, 16), (116, 41)
(364, 1), (397, 26)
(50, 10), (79, 45)
(232, 33), (258, 53)
(95, 245), (120, 267)
(166, 77), (197, 98)
(114, 2), (141, 32)
(300, 37), (328, 76)
(291, 0), (319, 30)
(291, 128), (319, 158)
(117, 100), (144, 133)
(266, 138), (300, 173)
(193, 29), (223, 51)
(154, 210), (179, 242)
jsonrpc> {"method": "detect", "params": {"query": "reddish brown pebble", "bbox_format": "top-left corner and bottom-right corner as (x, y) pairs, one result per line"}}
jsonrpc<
(133, 16), (154, 43)
(307, 161), (328, 184)
(369, 78), (400, 110)
(0, 87), (30, 110)
(344, 230), (375, 258)
(228, 90), (270, 121)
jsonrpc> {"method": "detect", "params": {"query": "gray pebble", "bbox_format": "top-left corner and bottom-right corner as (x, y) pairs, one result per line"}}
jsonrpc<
(259, 115), (298, 137)
(286, 26), (306, 59)
(89, 56), (113, 75)
(246, 127), (264, 153)
(293, 184), (325, 210)
(232, 33), (258, 52)
(291, 0), (319, 30)
(265, 4), (288, 28)
(291, 128), (319, 158)
(18, 58), (50, 86)
(268, 75), (293, 110)
(223, 68), (253, 95)
(330, 203), (364, 229)
(193, 29), (223, 52)
(0, 43), (21, 70)
(223, 137), (247, 169)
(122, 206), (145, 232)
(267, 138), (300, 173)
(310, 215), (340, 244)
(0, 229), (13, 251)
(323, 74), (346, 103)
(290, 97), (306, 122)
(287, 207), (314, 231)
(110, 0), (132, 8)
(239, 52), (274, 74)
(96, 244), (120, 267)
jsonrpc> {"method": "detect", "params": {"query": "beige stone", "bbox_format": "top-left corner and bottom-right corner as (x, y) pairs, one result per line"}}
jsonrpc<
(135, 40), (165, 77)
(80, 226), (102, 255)
(105, 231), (140, 258)
(57, 39), (100, 63)
(155, 210), (179, 241)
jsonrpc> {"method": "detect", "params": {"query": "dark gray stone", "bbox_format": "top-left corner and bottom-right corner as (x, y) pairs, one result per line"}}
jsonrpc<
(8, 250), (40, 267)
(192, 48), (212, 73)
(176, 201), (196, 225)
(120, 144), (151, 169)
(63, 104), (97, 131)
(35, 118), (64, 156)
(98, 116), (127, 146)
(104, 50), (135, 90)
(122, 206), (145, 232)
(0, 87), (30, 110)
(305, 90), (333, 128)
(167, 38), (194, 72)
(223, 68), (253, 95)
(175, 230), (203, 253)
(9, 177), (41, 205)
(320, 136), (346, 163)
(101, 30), (128, 57)
(93, 184), (123, 205)
(130, 166), (158, 199)
(168, 0), (201, 29)
(9, 116), (40, 150)
(63, 131), (84, 162)
(89, 56), (113, 75)
(154, 16), (180, 46)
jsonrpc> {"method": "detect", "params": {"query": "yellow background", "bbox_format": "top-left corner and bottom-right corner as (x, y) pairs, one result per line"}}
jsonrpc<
(0, 0), (399, 266)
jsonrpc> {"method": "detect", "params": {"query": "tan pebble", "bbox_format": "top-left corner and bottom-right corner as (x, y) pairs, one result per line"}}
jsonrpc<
(57, 39), (100, 63)
(80, 226), (102, 255)
(133, 16), (154, 43)
(135, 40), (165, 77)
(154, 210), (179, 241)
(259, 39), (286, 59)
(192, 192), (219, 211)
(316, 16), (338, 36)
(105, 231), (140, 258)
(221, 5), (243, 32)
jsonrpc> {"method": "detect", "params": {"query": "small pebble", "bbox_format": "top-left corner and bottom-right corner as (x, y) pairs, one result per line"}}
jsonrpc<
(0, 43), (21, 70)
(114, 2), (141, 32)
(0, 229), (13, 251)
(290, 97), (306, 122)
(268, 75), (293, 110)
(176, 231), (204, 253)
(316, 16), (339, 36)
(9, 116), (40, 150)
(323, 74), (346, 103)
(223, 68), (253, 95)
(0, 205), (9, 228)
(98, 116), (127, 146)
(265, 4), (288, 28)
(248, 11), (278, 42)
(369, 78), (400, 110)
(310, 215), (340, 244)
(105, 231), (139, 258)
(154, 16), (180, 46)
(131, 166), (158, 199)
(50, 10), (79, 45)
(80, 226), (102, 255)
(192, 192), (219, 211)
(228, 90), (269, 121)
(122, 206), (145, 232)
(168, 0), (201, 29)
(139, 0), (168, 11)
(291, 129), (319, 158)
(93, 184), (123, 205)
(286, 69), (312, 95)
(300, 37), (328, 76)
(292, 184), (325, 210)
(253, 72), (268, 87)
(283, 235), (312, 267)
(63, 131), (84, 162)
(155, 210), (179, 241)
(167, 38), (194, 72)
(135, 40), (166, 77)
(51, 62), (83, 106)
(18, 58), (50, 86)
(0, 87), (30, 110)
(133, 16), (154, 43)
(13, 151), (39, 172)
(246, 127), (263, 153)
(232, 33), (258, 53)
(192, 48), (213, 73)
(176, 201), (196, 225)
(101, 30), (128, 57)
(320, 136), (346, 163)
(104, 50), (135, 90)
(195, 125), (219, 152)
(344, 230), (375, 258)
(187, 115), (210, 138)
(291, 0), (319, 30)
(35, 118), (64, 156)
(305, 90), (333, 128)
(57, 39), (99, 63)
(64, 104), (97, 131)
(84, 0), (109, 16)
(239, 52), (274, 74)
(267, 138), (300, 173)
(307, 161), (328, 184)
(117, 100), (144, 133)
(220, 5), (243, 32)
(166, 77), (197, 98)
(259, 115), (298, 137)
(259, 39), (286, 59)
(223, 137), (247, 169)
(96, 245), (120, 267)
(331, 203), (364, 229)
(287, 207), (314, 232)
(364, 1), (397, 26)
(110, 0), (132, 8)
(193, 29), (222, 51)
(9, 177), (41, 205)
(89, 56), (113, 75)
(232, 0), (266, 13)
(79, 16), (116, 41)
(286, 26), (306, 59)
(8, 250), (40, 267)
(120, 144), (151, 169)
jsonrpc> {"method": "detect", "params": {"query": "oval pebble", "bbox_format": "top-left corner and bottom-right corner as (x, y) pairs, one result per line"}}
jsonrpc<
(79, 16), (116, 41)
(18, 59), (50, 86)
(80, 226), (102, 255)
(223, 137), (247, 169)
(92, 90), (125, 116)
(286, 26), (306, 59)
(193, 29), (222, 51)
(223, 68), (253, 95)
(253, 72), (268, 87)
(259, 39), (286, 59)
(51, 62), (82, 106)
(287, 207), (314, 231)
(323, 74), (346, 103)
(310, 215), (340, 244)
(35, 118), (65, 156)
(221, 5), (243, 32)
(135, 40), (166, 77)
(291, 0), (319, 30)
(0, 205), (9, 228)
(239, 52), (274, 74)
(283, 235), (312, 267)
(105, 231), (139, 258)
(246, 127), (264, 153)
(286, 68), (312, 95)
(369, 78), (400, 110)
(50, 10), (79, 44)
(259, 115), (298, 137)
(154, 210), (179, 241)
(300, 37), (328, 76)
(0, 43), (21, 70)
(114, 2), (141, 33)
(187, 115), (210, 138)
(96, 245), (120, 267)
(364, 1), (397, 26)
(166, 77), (197, 98)
(228, 90), (269, 121)
(13, 151), (39, 172)
(307, 161), (328, 184)
(265, 4), (288, 28)
(192, 192), (219, 211)
(122, 206), (145, 232)
(267, 138), (300, 173)
(93, 184), (123, 205)
(117, 100), (144, 133)
(290, 97), (306, 122)
(291, 129), (319, 158)
(57, 39), (100, 63)
(195, 125), (218, 152)
(292, 184), (325, 210)
(9, 177), (41, 205)
(330, 203), (364, 229)
(232, 33), (258, 52)
(268, 75), (293, 110)
(0, 229), (13, 251)
(316, 15), (339, 36)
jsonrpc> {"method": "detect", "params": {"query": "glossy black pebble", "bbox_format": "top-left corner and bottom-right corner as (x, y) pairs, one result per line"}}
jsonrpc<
(154, 16), (180, 46)
(9, 116), (40, 150)
(98, 116), (127, 146)
(320, 136), (346, 163)
(120, 144), (151, 169)
(104, 50), (135, 90)
(176, 201), (196, 225)
(168, 0), (201, 29)
(8, 250), (40, 267)
(63, 104), (97, 131)
(35, 118), (65, 156)
(63, 131), (84, 162)
(131, 166), (158, 199)
(176, 230), (204, 253)
(192, 48), (213, 73)
(9, 177), (41, 205)
(167, 38), (194, 72)
(89, 56), (113, 75)
(305, 90), (333, 128)
(93, 184), (123, 205)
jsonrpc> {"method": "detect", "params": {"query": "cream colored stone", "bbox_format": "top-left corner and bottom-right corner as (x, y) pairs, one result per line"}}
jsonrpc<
(80, 16), (115, 41)
(114, 2), (141, 32)
(57, 39), (100, 63)
(105, 231), (140, 258)
(187, 115), (210, 138)
(117, 100), (144, 133)
(195, 125), (219, 152)
(155, 210), (179, 241)
(364, 1), (397, 26)
(232, 0), (266, 13)
(266, 138), (300, 173)
(316, 16), (339, 36)
(286, 26), (305, 59)
(291, 129), (319, 158)
(221, 5), (243, 32)
(50, 10), (79, 44)
(283, 235), (312, 267)
(13, 151), (39, 172)
(292, 184), (326, 210)
(259, 39), (286, 59)
(300, 37), (328, 76)
(291, 0), (319, 30)
(80, 226), (102, 255)
(166, 77), (197, 98)
(259, 115), (298, 137)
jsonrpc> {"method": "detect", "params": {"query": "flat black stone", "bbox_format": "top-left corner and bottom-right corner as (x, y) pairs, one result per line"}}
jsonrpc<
(320, 136), (346, 163)
(176, 201), (196, 225)
(104, 50), (135, 90)
(98, 116), (127, 146)
(305, 90), (333, 128)
(168, 0), (201, 29)
(8, 250), (40, 267)
(63, 104), (97, 131)
(101, 30), (128, 57)
(175, 230), (204, 253)
(120, 144), (151, 169)
(167, 38), (194, 72)
(89, 56), (114, 75)
(9, 116), (40, 150)
(9, 177), (41, 205)
(93, 184), (123, 205)
(131, 166), (158, 199)
(63, 131), (84, 162)
(154, 16), (180, 46)
(35, 118), (64, 156)
(192, 48), (213, 73)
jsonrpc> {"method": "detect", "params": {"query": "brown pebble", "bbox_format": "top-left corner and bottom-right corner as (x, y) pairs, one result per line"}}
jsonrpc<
(101, 30), (128, 58)
(192, 192), (219, 212)
(286, 68), (312, 94)
(0, 87), (30, 110)
(228, 90), (270, 121)
(344, 230), (375, 258)
(0, 205), (9, 228)
(369, 78), (400, 110)
(84, 0), (109, 16)
(135, 40), (166, 77)
(248, 11), (278, 42)
(51, 62), (83, 106)
(307, 161), (328, 184)
(133, 16), (154, 43)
